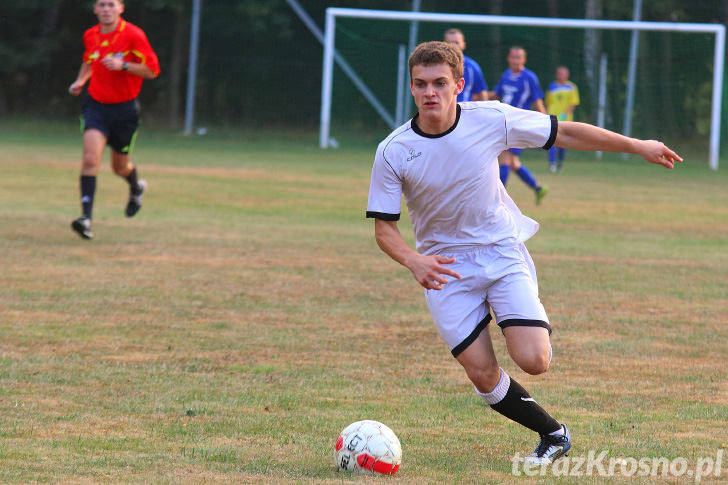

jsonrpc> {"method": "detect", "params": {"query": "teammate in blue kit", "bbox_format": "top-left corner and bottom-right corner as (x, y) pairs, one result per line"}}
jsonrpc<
(493, 46), (548, 204)
(443, 28), (488, 102)
(367, 41), (681, 467)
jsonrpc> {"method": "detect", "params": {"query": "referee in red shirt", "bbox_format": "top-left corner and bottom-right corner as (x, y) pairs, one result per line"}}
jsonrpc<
(68, 0), (160, 239)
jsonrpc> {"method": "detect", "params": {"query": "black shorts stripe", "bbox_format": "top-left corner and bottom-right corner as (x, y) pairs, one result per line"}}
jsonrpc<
(451, 313), (492, 358)
(542, 115), (558, 150)
(497, 318), (552, 335)
(366, 211), (400, 221)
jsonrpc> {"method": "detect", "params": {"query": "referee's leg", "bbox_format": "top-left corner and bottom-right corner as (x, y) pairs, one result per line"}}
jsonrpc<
(71, 129), (105, 239)
(82, 128), (105, 176)
(79, 130), (105, 216)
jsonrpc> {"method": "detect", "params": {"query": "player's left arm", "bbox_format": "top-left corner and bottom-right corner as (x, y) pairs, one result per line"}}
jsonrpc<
(554, 121), (683, 169)
(100, 56), (157, 79)
(100, 26), (160, 79)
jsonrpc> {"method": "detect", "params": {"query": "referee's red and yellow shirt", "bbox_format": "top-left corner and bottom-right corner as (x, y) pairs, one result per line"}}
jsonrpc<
(82, 18), (160, 104)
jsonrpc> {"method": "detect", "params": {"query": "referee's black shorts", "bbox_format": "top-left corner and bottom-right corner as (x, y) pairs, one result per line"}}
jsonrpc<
(81, 94), (140, 154)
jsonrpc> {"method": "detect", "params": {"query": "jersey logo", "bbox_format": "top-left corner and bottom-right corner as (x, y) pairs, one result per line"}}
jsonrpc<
(406, 148), (422, 161)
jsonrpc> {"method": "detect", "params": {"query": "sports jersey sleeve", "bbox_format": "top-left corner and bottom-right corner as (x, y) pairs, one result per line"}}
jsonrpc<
(527, 72), (544, 104)
(366, 144), (403, 221)
(82, 28), (96, 64)
(501, 103), (557, 150)
(545, 83), (556, 111)
(494, 72), (506, 97)
(470, 62), (488, 93)
(570, 84), (580, 106)
(128, 26), (160, 76)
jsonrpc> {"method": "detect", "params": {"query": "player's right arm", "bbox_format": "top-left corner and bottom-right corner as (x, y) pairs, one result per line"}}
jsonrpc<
(374, 219), (460, 291)
(69, 63), (92, 96)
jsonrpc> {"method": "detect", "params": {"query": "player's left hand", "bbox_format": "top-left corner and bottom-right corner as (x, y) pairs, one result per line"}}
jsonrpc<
(639, 140), (683, 169)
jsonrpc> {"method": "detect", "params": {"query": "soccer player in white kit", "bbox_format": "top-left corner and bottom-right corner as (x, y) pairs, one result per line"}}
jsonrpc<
(366, 41), (681, 465)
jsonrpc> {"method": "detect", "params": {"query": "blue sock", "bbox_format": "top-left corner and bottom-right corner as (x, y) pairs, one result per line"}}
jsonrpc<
(548, 146), (557, 164)
(516, 165), (539, 190)
(499, 165), (511, 186)
(559, 148), (566, 162)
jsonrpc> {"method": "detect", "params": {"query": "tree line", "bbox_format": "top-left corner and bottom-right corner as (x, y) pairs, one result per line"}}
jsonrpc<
(0, 0), (726, 135)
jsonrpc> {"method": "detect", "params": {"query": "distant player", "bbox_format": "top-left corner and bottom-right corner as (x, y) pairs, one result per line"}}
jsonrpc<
(443, 28), (488, 102)
(68, 0), (160, 239)
(367, 41), (680, 467)
(546, 66), (580, 172)
(492, 47), (548, 204)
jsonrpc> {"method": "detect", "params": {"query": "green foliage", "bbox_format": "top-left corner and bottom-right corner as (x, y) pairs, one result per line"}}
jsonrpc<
(0, 0), (727, 137)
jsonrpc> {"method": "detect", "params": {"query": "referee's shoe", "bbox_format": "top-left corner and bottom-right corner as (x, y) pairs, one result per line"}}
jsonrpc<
(71, 217), (93, 240)
(125, 180), (146, 217)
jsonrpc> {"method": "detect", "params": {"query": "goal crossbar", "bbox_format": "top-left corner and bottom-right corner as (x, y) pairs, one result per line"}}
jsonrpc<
(320, 8), (725, 169)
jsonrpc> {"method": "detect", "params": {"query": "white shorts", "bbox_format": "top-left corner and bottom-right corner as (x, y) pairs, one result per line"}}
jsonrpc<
(424, 243), (550, 357)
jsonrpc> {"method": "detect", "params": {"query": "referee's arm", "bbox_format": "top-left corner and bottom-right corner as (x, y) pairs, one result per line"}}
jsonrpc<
(100, 56), (157, 79)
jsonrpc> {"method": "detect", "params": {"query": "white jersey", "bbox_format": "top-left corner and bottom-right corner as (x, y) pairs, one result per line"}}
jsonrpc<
(366, 101), (557, 255)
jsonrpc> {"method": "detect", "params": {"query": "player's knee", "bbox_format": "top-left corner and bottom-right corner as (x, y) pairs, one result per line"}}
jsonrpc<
(466, 365), (502, 393)
(518, 352), (550, 375)
(82, 155), (99, 171)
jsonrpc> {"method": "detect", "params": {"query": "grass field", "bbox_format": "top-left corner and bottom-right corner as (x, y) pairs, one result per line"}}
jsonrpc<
(1, 121), (727, 483)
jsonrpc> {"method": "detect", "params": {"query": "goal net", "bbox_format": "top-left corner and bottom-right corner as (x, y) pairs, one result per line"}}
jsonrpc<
(320, 8), (725, 169)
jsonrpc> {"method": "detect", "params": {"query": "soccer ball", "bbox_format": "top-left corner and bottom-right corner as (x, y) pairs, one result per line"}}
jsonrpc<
(334, 420), (402, 475)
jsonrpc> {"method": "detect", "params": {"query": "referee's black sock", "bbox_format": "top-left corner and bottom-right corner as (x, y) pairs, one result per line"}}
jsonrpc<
(125, 167), (141, 193)
(475, 368), (561, 435)
(80, 175), (96, 219)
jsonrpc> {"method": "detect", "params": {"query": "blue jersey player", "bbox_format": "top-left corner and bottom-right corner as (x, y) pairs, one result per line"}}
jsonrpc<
(493, 46), (548, 204)
(444, 28), (488, 102)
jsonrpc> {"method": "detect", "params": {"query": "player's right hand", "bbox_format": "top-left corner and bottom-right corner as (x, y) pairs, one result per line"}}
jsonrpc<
(68, 82), (83, 96)
(410, 254), (461, 290)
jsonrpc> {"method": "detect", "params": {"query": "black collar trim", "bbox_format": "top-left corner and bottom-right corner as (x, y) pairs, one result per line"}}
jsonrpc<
(411, 105), (461, 139)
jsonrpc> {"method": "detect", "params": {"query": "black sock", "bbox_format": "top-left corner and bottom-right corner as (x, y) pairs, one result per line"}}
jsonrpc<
(80, 175), (96, 219)
(125, 167), (140, 193)
(490, 377), (561, 435)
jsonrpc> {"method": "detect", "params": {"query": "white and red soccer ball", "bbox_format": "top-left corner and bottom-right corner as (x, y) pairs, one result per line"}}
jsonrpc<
(334, 420), (402, 475)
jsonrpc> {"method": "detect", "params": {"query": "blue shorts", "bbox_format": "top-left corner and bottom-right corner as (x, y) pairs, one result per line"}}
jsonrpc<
(508, 148), (524, 155)
(81, 95), (140, 154)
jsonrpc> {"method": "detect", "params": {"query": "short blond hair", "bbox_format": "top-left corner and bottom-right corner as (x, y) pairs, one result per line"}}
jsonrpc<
(408, 41), (463, 82)
(444, 28), (464, 39)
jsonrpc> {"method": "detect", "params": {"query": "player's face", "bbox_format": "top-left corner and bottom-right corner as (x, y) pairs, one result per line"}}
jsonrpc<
(444, 32), (466, 51)
(556, 67), (569, 82)
(94, 0), (124, 26)
(410, 63), (464, 122)
(507, 49), (526, 72)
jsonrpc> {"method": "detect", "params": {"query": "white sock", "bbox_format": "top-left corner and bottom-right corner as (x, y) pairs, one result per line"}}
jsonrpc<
(549, 424), (565, 436)
(473, 368), (510, 405)
(549, 344), (553, 364)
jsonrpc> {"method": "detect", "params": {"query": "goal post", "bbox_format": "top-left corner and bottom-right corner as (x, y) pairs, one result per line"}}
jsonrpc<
(320, 8), (725, 170)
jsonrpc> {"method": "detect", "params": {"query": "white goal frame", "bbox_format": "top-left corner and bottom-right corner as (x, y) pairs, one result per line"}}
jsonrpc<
(320, 8), (725, 170)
